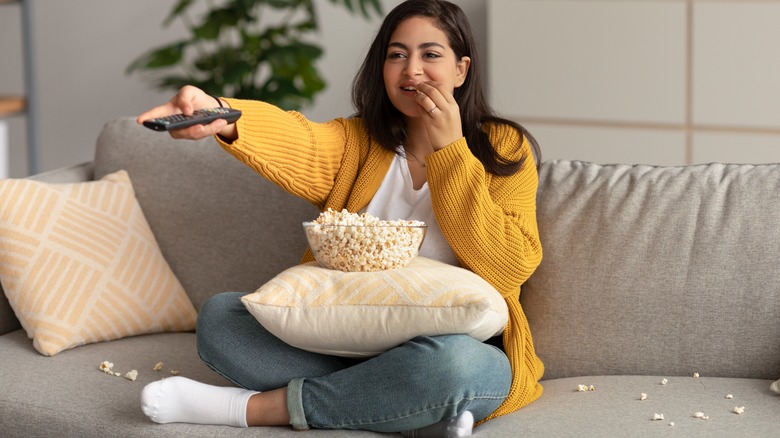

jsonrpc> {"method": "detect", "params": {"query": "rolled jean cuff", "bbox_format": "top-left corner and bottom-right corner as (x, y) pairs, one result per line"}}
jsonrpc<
(287, 378), (309, 430)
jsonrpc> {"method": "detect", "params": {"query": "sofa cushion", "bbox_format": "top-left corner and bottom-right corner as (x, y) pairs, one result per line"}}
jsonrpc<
(523, 160), (780, 380)
(0, 329), (402, 437)
(2, 327), (775, 437)
(476, 375), (779, 437)
(0, 330), (237, 437)
(92, 118), (319, 311)
(241, 257), (508, 357)
(0, 170), (196, 355)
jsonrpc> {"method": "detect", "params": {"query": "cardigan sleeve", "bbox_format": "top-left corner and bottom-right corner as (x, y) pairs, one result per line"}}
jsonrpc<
(215, 98), (351, 209)
(425, 123), (542, 298)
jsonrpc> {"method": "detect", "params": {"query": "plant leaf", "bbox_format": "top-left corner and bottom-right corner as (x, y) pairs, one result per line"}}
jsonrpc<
(300, 64), (326, 93)
(328, 0), (381, 18)
(267, 0), (296, 9)
(223, 60), (254, 85)
(193, 18), (222, 40)
(294, 41), (323, 60)
(126, 41), (188, 73)
(163, 0), (194, 27)
(359, 0), (382, 19)
(155, 75), (196, 92)
(130, 0), (379, 108)
(335, 0), (355, 14)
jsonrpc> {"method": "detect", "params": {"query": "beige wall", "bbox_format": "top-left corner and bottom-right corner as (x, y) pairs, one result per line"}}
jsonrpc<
(4, 0), (775, 177)
(488, 0), (780, 165)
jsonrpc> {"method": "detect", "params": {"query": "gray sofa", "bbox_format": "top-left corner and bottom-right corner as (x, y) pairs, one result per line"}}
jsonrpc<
(1, 117), (778, 437)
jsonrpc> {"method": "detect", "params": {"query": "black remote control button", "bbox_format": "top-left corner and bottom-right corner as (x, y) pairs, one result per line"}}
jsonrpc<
(143, 107), (242, 131)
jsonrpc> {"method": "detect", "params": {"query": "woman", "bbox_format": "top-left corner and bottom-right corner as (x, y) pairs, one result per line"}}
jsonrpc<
(138, 1), (543, 436)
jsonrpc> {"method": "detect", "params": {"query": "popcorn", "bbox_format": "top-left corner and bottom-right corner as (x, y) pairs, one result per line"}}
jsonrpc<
(653, 413), (664, 421)
(640, 393), (648, 401)
(669, 422), (675, 427)
(693, 412), (709, 420)
(152, 361), (179, 375)
(733, 406), (745, 415)
(99, 361), (137, 381)
(693, 373), (700, 378)
(576, 384), (596, 392)
(99, 361), (115, 375)
(725, 394), (734, 399)
(660, 378), (668, 385)
(304, 209), (426, 272)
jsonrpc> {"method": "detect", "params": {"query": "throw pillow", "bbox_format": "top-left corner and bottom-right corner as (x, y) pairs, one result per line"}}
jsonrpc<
(0, 170), (197, 356)
(241, 257), (508, 357)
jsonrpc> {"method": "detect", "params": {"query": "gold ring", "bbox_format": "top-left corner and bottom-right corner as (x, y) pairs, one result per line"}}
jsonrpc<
(429, 106), (438, 115)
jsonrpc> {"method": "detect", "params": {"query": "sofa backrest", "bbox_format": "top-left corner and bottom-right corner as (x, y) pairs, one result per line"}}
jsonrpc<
(92, 117), (318, 311)
(6, 117), (778, 382)
(522, 159), (780, 380)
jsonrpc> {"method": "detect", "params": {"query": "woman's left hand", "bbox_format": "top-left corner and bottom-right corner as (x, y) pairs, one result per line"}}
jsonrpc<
(414, 81), (463, 150)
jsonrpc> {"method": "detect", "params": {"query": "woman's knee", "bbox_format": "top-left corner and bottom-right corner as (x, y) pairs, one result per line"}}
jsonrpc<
(402, 335), (511, 421)
(409, 335), (511, 389)
(197, 292), (245, 331)
(196, 292), (246, 358)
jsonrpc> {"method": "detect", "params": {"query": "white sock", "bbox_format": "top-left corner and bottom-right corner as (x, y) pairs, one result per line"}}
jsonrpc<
(401, 410), (474, 438)
(141, 376), (259, 427)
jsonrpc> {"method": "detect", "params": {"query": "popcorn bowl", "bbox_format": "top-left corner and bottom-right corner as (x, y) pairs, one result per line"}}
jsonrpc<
(303, 222), (427, 272)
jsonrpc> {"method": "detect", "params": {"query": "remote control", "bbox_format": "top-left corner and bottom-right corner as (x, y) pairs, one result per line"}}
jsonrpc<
(143, 107), (242, 131)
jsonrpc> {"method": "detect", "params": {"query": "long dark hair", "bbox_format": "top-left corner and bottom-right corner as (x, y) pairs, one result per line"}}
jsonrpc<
(352, 0), (541, 174)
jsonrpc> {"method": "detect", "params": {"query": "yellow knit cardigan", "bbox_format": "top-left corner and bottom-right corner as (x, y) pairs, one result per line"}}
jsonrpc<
(217, 98), (544, 423)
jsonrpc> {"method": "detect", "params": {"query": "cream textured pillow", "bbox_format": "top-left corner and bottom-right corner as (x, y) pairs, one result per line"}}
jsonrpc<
(241, 257), (508, 357)
(0, 170), (197, 356)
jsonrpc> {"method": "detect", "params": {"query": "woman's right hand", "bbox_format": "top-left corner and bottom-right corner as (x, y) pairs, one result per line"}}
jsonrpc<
(136, 85), (237, 141)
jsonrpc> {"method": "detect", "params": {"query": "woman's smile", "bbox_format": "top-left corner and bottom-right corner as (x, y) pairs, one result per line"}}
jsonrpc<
(399, 81), (419, 98)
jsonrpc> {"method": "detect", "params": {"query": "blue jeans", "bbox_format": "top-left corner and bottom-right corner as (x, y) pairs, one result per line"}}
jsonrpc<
(196, 292), (511, 432)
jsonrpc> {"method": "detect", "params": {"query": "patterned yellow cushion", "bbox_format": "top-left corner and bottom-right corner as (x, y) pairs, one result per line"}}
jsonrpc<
(0, 170), (196, 356)
(241, 257), (508, 357)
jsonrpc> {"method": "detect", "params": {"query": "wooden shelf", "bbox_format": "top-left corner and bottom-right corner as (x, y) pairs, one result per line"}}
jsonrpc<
(1, 0), (38, 174)
(0, 96), (25, 117)
(1, 1), (24, 119)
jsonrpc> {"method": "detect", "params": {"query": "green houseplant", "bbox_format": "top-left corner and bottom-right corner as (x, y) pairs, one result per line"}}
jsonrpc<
(128, 0), (382, 110)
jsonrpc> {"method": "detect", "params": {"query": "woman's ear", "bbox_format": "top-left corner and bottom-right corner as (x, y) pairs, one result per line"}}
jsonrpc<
(455, 56), (471, 88)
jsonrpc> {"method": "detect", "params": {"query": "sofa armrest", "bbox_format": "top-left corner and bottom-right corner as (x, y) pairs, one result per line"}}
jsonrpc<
(28, 161), (94, 184)
(0, 161), (95, 336)
(0, 293), (19, 336)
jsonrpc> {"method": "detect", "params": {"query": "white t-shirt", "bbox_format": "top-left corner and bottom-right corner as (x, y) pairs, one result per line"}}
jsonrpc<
(363, 154), (459, 266)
